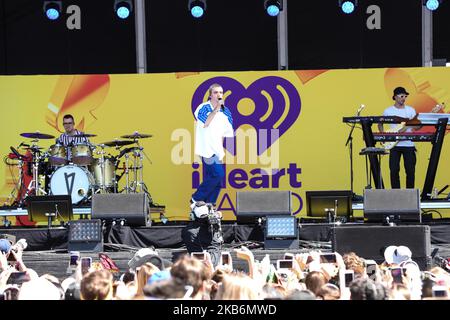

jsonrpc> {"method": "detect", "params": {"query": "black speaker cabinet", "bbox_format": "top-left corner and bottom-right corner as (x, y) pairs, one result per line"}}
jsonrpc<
(332, 225), (431, 270)
(364, 189), (421, 222)
(91, 193), (150, 226)
(236, 191), (292, 224)
(236, 191), (291, 216)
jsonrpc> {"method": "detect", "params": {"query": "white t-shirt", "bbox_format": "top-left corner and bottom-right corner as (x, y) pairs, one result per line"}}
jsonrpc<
(194, 102), (234, 160)
(383, 105), (416, 147)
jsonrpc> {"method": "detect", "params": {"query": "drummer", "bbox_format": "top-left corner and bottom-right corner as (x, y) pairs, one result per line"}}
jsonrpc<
(56, 114), (90, 162)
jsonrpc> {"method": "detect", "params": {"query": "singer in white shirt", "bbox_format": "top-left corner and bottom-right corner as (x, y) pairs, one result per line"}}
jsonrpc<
(191, 83), (234, 211)
(183, 83), (234, 268)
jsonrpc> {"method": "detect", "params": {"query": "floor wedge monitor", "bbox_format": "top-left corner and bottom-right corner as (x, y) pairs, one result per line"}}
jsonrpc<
(364, 188), (420, 223)
(92, 193), (150, 226)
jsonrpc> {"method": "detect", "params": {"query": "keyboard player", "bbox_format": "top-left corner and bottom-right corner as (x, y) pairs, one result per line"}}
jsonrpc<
(377, 87), (418, 189)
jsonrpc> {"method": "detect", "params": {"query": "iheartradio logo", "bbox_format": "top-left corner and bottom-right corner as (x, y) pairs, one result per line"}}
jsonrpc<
(191, 76), (302, 156)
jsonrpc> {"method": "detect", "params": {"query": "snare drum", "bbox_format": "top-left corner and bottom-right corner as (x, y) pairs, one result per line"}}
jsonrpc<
(90, 158), (116, 187)
(71, 143), (93, 165)
(49, 165), (94, 204)
(48, 144), (67, 166)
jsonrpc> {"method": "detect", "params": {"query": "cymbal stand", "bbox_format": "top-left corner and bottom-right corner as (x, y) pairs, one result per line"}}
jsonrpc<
(123, 153), (132, 193)
(130, 146), (142, 193)
(111, 157), (119, 194)
(98, 144), (107, 194)
(23, 142), (47, 200)
(3, 158), (21, 207)
(132, 140), (153, 203)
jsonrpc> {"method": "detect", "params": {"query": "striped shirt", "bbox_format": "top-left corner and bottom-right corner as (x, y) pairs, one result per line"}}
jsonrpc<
(57, 130), (89, 161)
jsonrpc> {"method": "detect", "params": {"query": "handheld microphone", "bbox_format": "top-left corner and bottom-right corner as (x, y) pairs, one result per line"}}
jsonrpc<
(218, 98), (224, 111)
(356, 104), (365, 115)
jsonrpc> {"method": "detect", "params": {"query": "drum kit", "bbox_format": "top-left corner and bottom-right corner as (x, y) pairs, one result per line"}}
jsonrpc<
(12, 131), (153, 206)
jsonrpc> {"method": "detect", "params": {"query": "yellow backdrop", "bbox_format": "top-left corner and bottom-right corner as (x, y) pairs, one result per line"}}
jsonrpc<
(1, 67), (449, 222)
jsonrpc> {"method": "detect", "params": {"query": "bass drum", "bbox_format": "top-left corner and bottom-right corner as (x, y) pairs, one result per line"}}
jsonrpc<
(49, 165), (94, 204)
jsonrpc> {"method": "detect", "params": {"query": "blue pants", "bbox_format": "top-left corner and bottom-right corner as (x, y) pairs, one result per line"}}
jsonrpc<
(192, 155), (224, 204)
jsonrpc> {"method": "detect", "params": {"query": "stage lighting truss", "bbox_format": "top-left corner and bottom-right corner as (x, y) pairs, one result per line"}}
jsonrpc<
(265, 215), (298, 239)
(339, 0), (358, 14)
(43, 1), (62, 20)
(264, 0), (283, 17)
(114, 0), (133, 19)
(188, 0), (207, 18)
(424, 0), (442, 11)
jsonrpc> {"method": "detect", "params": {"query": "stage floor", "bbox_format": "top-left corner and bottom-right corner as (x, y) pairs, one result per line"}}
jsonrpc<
(20, 247), (315, 281)
(18, 244), (450, 281)
(2, 199), (450, 217)
(2, 221), (450, 280)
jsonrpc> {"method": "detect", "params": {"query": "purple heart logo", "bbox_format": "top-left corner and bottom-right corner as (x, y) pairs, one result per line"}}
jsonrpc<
(192, 76), (301, 155)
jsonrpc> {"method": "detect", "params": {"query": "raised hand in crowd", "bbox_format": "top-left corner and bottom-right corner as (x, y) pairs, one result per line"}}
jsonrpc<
(234, 246), (256, 278)
(0, 252), (8, 272)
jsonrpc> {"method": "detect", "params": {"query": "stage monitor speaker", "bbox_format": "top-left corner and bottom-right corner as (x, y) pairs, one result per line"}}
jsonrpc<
(236, 191), (291, 217)
(364, 188), (421, 222)
(91, 193), (150, 226)
(332, 225), (431, 270)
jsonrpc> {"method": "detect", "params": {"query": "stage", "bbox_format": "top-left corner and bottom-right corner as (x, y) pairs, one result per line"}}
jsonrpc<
(3, 220), (450, 280)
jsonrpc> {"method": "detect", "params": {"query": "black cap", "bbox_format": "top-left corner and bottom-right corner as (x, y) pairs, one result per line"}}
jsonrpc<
(392, 87), (409, 100)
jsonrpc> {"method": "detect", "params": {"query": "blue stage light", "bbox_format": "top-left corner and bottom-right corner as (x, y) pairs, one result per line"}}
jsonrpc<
(189, 0), (206, 18)
(425, 0), (440, 11)
(117, 6), (130, 19)
(264, 0), (282, 17)
(43, 1), (62, 21)
(341, 1), (355, 14)
(114, 0), (133, 19)
(191, 6), (204, 18)
(267, 5), (280, 16)
(46, 8), (60, 20)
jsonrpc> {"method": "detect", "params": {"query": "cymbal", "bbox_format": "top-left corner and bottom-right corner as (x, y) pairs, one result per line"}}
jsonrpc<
(20, 132), (55, 139)
(121, 132), (153, 139)
(100, 140), (135, 147)
(72, 133), (97, 138)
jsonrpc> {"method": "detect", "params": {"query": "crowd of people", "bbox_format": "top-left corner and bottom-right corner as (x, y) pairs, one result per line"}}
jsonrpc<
(0, 237), (449, 300)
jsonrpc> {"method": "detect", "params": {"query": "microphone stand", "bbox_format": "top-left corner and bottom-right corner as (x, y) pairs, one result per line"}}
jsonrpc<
(345, 106), (364, 201)
(345, 119), (357, 200)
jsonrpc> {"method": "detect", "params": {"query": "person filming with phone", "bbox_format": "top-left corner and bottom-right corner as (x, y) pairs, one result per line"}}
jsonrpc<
(0, 238), (28, 272)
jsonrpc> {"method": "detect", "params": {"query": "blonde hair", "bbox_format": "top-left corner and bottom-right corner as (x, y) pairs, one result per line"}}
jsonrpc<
(343, 252), (365, 276)
(135, 262), (160, 297)
(215, 273), (260, 300)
